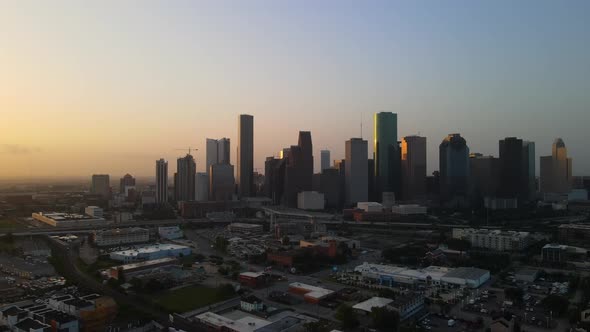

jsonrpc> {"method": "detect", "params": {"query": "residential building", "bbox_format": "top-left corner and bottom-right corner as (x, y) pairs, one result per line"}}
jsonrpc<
(155, 158), (168, 204)
(175, 154), (196, 202)
(452, 228), (531, 251)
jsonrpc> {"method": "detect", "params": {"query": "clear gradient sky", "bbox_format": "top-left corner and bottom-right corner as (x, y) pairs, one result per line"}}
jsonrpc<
(1, 0), (589, 179)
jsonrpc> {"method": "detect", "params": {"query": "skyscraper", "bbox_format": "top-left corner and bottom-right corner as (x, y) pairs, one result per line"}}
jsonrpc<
(374, 112), (401, 199)
(498, 137), (535, 202)
(439, 134), (470, 204)
(320, 150), (331, 172)
(540, 138), (572, 193)
(119, 173), (136, 194)
(345, 138), (368, 205)
(156, 159), (168, 204)
(298, 131), (314, 191)
(91, 174), (110, 199)
(237, 114), (254, 197)
(175, 154), (196, 202)
(195, 172), (209, 201)
(401, 135), (427, 200)
(206, 138), (231, 175)
(469, 153), (500, 204)
(210, 164), (235, 201)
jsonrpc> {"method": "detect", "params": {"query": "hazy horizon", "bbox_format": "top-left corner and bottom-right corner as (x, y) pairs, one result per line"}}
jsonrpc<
(2, 1), (589, 178)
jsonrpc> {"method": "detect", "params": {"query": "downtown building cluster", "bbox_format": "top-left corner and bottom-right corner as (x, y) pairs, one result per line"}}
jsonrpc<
(88, 112), (578, 213)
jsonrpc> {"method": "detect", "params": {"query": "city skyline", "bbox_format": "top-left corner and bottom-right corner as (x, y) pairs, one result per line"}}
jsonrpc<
(2, 1), (590, 178)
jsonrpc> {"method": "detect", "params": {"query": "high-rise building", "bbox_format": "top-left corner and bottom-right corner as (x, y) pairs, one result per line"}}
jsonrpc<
(498, 137), (535, 202)
(373, 112), (401, 199)
(345, 138), (368, 205)
(439, 134), (470, 204)
(298, 131), (314, 190)
(320, 150), (331, 172)
(469, 153), (500, 204)
(195, 172), (209, 202)
(156, 159), (168, 204)
(540, 138), (573, 194)
(401, 135), (427, 200)
(175, 154), (196, 202)
(281, 132), (314, 207)
(91, 174), (110, 199)
(210, 164), (235, 201)
(206, 138), (231, 175)
(119, 174), (136, 194)
(237, 114), (254, 197)
(265, 156), (286, 205)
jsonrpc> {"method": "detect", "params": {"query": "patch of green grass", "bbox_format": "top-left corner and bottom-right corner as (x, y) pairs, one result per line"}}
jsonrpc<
(154, 285), (234, 313)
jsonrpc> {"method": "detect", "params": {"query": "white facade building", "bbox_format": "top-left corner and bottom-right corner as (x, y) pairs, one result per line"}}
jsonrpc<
(452, 228), (531, 251)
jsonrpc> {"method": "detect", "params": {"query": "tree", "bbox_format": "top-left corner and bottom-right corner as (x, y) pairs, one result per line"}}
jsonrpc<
(541, 294), (569, 316)
(335, 304), (359, 329)
(370, 306), (400, 332)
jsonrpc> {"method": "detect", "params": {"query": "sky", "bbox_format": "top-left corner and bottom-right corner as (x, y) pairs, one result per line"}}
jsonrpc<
(1, 0), (589, 179)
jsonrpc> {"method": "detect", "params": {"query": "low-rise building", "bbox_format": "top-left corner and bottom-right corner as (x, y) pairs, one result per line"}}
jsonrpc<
(158, 226), (184, 240)
(388, 294), (425, 321)
(84, 206), (103, 218)
(288, 282), (334, 304)
(297, 191), (325, 210)
(514, 269), (539, 283)
(32, 212), (106, 227)
(105, 257), (179, 280)
(109, 244), (192, 263)
(352, 297), (393, 314)
(558, 224), (590, 248)
(93, 227), (149, 247)
(542, 243), (588, 263)
(391, 204), (427, 215)
(357, 202), (382, 212)
(238, 272), (267, 288)
(240, 295), (264, 312)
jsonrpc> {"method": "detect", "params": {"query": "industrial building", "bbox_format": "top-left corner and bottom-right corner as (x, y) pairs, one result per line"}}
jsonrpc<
(452, 228), (531, 251)
(32, 212), (106, 227)
(354, 263), (490, 289)
(288, 282), (334, 304)
(109, 244), (191, 263)
(93, 227), (149, 247)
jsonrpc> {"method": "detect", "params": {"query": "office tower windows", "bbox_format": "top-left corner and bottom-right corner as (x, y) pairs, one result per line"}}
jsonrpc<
(374, 112), (401, 199)
(439, 134), (470, 205)
(237, 114), (254, 197)
(401, 135), (427, 200)
(156, 159), (168, 204)
(345, 138), (368, 205)
(540, 138), (572, 193)
(91, 174), (110, 199)
(320, 150), (331, 172)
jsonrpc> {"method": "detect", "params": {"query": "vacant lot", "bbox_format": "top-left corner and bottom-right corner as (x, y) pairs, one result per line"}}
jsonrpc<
(154, 285), (234, 313)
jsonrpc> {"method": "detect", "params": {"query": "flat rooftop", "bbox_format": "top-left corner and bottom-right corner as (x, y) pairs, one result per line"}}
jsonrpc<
(110, 244), (190, 256)
(352, 297), (393, 313)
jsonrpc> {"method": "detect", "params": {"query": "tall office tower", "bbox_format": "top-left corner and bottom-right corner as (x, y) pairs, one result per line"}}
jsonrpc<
(523, 141), (536, 199)
(237, 114), (254, 197)
(321, 150), (331, 172)
(335, 159), (346, 207)
(283, 145), (304, 207)
(206, 138), (231, 174)
(298, 131), (314, 190)
(195, 172), (209, 201)
(367, 159), (377, 201)
(439, 134), (470, 205)
(469, 153), (500, 204)
(373, 112), (401, 200)
(345, 138), (368, 205)
(401, 136), (427, 200)
(210, 164), (235, 201)
(279, 148), (290, 159)
(498, 137), (534, 202)
(119, 173), (136, 194)
(175, 154), (196, 202)
(265, 156), (286, 205)
(540, 138), (573, 193)
(156, 159), (168, 204)
(320, 168), (343, 209)
(91, 174), (111, 199)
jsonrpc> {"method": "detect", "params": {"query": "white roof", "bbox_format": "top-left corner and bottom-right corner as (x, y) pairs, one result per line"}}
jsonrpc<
(196, 312), (270, 332)
(289, 282), (333, 298)
(240, 271), (265, 278)
(111, 244), (190, 257)
(352, 297), (393, 313)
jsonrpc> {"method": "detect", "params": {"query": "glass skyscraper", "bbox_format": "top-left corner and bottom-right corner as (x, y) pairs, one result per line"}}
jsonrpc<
(373, 112), (400, 198)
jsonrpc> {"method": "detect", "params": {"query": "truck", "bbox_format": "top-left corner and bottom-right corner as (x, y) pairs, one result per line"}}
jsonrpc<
(448, 319), (456, 327)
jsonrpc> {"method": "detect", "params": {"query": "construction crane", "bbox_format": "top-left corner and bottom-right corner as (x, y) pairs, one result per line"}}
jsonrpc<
(175, 147), (198, 155)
